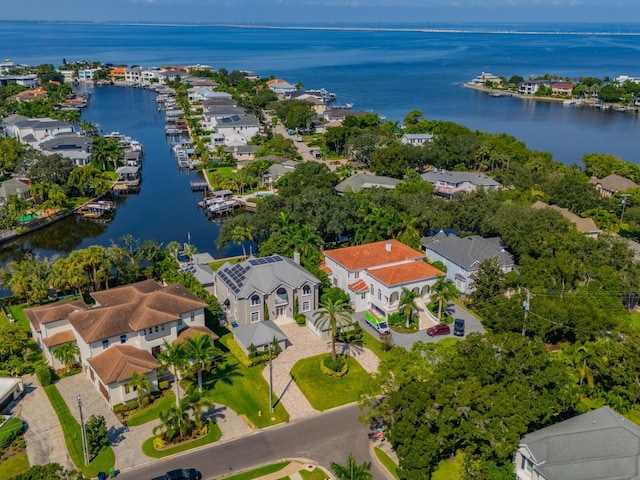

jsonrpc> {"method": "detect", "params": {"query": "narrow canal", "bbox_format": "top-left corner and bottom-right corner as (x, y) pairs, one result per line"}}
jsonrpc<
(0, 86), (241, 262)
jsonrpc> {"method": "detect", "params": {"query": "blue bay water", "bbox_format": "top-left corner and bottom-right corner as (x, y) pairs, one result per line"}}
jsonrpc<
(0, 21), (640, 259)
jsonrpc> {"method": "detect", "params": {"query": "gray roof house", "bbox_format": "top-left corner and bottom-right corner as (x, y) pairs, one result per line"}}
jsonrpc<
(2, 114), (74, 145)
(515, 406), (640, 480)
(214, 254), (320, 328)
(0, 178), (31, 205)
(421, 169), (501, 198)
(263, 160), (298, 185)
(334, 172), (401, 195)
(400, 133), (433, 146)
(39, 133), (93, 167)
(423, 231), (515, 294)
(233, 320), (288, 355)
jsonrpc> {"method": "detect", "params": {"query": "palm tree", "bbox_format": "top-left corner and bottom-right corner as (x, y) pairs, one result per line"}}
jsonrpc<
(430, 276), (459, 322)
(166, 241), (181, 260)
(399, 288), (420, 329)
(185, 389), (215, 430)
(52, 341), (79, 372)
(313, 298), (352, 361)
(290, 224), (323, 262)
(126, 371), (151, 408)
(183, 243), (198, 262)
(157, 341), (187, 408)
(183, 332), (220, 393)
(231, 225), (253, 259)
(331, 454), (373, 480)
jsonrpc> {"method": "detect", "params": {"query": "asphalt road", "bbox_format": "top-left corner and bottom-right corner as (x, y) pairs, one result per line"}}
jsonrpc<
(117, 404), (387, 480)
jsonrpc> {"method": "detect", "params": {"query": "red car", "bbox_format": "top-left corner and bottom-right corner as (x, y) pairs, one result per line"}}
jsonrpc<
(427, 323), (451, 336)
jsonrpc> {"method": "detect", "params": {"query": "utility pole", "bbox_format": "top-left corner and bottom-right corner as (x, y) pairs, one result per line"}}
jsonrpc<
(620, 194), (631, 222)
(522, 289), (531, 337)
(77, 394), (90, 465)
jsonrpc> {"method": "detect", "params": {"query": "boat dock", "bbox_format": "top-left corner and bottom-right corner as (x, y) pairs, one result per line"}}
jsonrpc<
(190, 181), (208, 191)
(75, 200), (116, 219)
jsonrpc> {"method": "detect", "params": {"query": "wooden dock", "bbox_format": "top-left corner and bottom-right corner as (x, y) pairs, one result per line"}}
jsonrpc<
(190, 181), (208, 191)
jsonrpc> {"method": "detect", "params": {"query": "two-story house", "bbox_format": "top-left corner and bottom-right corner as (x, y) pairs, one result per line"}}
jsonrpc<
(323, 240), (444, 319)
(26, 280), (209, 408)
(421, 170), (501, 198)
(422, 231), (515, 294)
(2, 114), (74, 145)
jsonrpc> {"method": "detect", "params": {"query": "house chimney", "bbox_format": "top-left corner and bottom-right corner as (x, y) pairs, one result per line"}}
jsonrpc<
(293, 251), (301, 264)
(385, 241), (392, 252)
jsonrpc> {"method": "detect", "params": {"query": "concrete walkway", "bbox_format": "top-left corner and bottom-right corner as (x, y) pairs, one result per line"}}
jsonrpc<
(263, 318), (380, 422)
(14, 374), (74, 470)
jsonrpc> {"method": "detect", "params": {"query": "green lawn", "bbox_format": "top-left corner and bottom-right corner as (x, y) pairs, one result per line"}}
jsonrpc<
(630, 311), (640, 330)
(43, 384), (115, 478)
(290, 354), (372, 411)
(361, 329), (386, 359)
(142, 422), (221, 458)
(202, 339), (289, 428)
(6, 305), (31, 332)
(126, 392), (175, 426)
(221, 461), (291, 480)
(209, 256), (245, 271)
(374, 447), (400, 480)
(432, 453), (463, 480)
(0, 454), (30, 479)
(299, 468), (329, 480)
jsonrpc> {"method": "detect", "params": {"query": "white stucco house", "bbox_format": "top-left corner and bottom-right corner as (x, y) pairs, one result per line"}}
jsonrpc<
(322, 239), (444, 319)
(2, 114), (74, 145)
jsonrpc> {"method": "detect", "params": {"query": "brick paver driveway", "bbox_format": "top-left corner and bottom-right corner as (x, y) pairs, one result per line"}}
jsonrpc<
(262, 318), (380, 421)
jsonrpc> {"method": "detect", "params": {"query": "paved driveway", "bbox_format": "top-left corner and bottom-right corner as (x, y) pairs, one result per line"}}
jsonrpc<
(13, 374), (74, 470)
(355, 301), (485, 351)
(263, 318), (379, 421)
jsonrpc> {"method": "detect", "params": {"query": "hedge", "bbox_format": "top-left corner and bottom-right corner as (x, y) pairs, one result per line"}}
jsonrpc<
(35, 366), (52, 387)
(0, 417), (24, 449)
(113, 400), (138, 414)
(225, 338), (253, 367)
(320, 356), (349, 378)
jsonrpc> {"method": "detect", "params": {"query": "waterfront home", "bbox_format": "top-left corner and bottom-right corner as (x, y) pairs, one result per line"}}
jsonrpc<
(156, 69), (186, 84)
(0, 74), (38, 88)
(422, 231), (515, 294)
(470, 72), (502, 85)
(285, 92), (327, 115)
(0, 376), (23, 413)
(421, 169), (501, 198)
(113, 166), (141, 191)
(551, 82), (574, 96)
(183, 77), (219, 88)
(211, 114), (260, 146)
(334, 172), (400, 195)
(589, 174), (639, 197)
(39, 133), (93, 167)
(515, 407), (640, 480)
(322, 239), (444, 318)
(263, 159), (298, 186)
(188, 87), (232, 103)
(214, 254), (320, 327)
(517, 79), (551, 95)
(0, 178), (31, 206)
(532, 201), (602, 238)
(228, 144), (259, 163)
(9, 87), (49, 103)
(2, 114), (74, 145)
(400, 133), (433, 146)
(267, 78), (297, 95)
(202, 97), (238, 108)
(323, 109), (368, 123)
(25, 280), (211, 407)
(107, 67), (127, 80)
(203, 105), (247, 130)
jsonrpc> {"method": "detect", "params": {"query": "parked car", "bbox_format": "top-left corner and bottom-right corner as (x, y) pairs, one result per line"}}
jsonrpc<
(152, 468), (202, 480)
(427, 323), (451, 337)
(453, 318), (465, 337)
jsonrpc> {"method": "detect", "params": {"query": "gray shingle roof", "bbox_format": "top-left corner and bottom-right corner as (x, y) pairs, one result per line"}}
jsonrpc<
(421, 170), (501, 188)
(216, 255), (319, 299)
(520, 407), (640, 480)
(233, 320), (287, 349)
(423, 232), (514, 271)
(334, 172), (401, 194)
(215, 114), (259, 127)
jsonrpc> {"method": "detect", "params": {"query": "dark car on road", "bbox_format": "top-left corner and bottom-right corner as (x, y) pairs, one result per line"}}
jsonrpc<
(453, 318), (465, 337)
(427, 323), (450, 336)
(152, 468), (202, 480)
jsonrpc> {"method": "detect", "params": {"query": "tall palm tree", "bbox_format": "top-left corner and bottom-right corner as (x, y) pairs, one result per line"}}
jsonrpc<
(399, 288), (420, 329)
(430, 276), (459, 322)
(313, 298), (352, 361)
(184, 332), (220, 393)
(157, 341), (187, 408)
(231, 225), (253, 259)
(183, 243), (198, 262)
(185, 389), (215, 430)
(290, 224), (323, 262)
(126, 370), (151, 408)
(52, 341), (79, 372)
(166, 241), (181, 260)
(331, 454), (373, 480)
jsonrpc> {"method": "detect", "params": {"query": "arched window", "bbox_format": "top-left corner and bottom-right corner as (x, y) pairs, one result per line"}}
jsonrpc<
(251, 295), (261, 306)
(302, 285), (311, 296)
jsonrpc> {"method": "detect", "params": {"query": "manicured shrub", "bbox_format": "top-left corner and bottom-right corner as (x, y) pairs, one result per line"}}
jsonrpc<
(320, 355), (349, 378)
(35, 365), (52, 387)
(158, 380), (170, 390)
(226, 338), (252, 367)
(113, 400), (138, 413)
(294, 313), (306, 326)
(0, 417), (24, 449)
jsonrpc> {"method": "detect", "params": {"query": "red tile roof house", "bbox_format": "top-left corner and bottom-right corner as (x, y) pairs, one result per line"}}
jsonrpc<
(322, 239), (444, 321)
(25, 279), (210, 408)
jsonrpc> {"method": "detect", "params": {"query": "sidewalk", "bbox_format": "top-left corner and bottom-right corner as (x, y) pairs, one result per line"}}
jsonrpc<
(253, 460), (332, 480)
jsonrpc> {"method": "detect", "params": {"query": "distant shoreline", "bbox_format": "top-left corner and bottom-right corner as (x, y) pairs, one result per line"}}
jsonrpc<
(463, 83), (567, 103)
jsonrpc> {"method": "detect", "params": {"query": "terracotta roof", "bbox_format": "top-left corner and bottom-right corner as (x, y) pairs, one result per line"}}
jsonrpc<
(43, 330), (76, 348)
(324, 240), (424, 271)
(368, 261), (444, 286)
(70, 280), (208, 343)
(24, 299), (89, 333)
(173, 326), (220, 345)
(320, 260), (332, 274)
(87, 345), (158, 385)
(348, 279), (369, 293)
